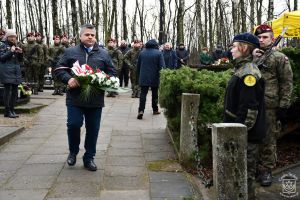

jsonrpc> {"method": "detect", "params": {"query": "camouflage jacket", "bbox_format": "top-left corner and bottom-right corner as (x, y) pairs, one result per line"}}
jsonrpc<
(36, 41), (50, 64)
(124, 48), (141, 70)
(23, 41), (44, 64)
(256, 46), (293, 109)
(48, 44), (64, 67)
(107, 47), (123, 71)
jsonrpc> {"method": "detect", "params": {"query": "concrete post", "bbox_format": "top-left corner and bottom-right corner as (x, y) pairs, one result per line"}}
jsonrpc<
(179, 93), (200, 163)
(212, 123), (248, 200)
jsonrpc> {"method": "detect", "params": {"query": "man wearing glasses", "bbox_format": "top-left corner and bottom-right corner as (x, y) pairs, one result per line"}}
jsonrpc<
(253, 24), (293, 187)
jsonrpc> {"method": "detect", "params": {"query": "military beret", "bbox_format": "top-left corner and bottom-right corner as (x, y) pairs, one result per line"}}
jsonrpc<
(27, 32), (35, 37)
(233, 32), (260, 48)
(133, 39), (141, 44)
(61, 33), (68, 39)
(178, 43), (184, 46)
(254, 24), (273, 36)
(53, 35), (60, 40)
(107, 38), (116, 43)
(35, 32), (44, 38)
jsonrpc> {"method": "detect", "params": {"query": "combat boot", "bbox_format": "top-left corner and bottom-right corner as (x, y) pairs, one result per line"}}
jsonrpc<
(260, 170), (272, 187)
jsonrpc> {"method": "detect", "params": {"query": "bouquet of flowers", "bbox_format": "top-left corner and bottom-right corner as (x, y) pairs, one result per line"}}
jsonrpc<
(18, 84), (32, 96)
(71, 61), (126, 101)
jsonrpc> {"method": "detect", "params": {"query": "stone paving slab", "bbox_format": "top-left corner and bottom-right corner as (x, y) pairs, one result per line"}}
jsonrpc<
(0, 189), (48, 200)
(0, 125), (24, 146)
(149, 172), (193, 199)
(47, 182), (101, 198)
(100, 190), (150, 200)
(3, 175), (56, 189)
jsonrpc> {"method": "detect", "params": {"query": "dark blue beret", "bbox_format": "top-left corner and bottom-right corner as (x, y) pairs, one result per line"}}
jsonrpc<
(233, 33), (260, 48)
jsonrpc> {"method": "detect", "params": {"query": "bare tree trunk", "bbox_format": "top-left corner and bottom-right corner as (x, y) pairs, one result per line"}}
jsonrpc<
(215, 1), (220, 47)
(114, 3), (118, 43)
(137, 0), (145, 42)
(60, 1), (65, 33)
(131, 2), (138, 41)
(122, 0), (128, 40)
(14, 0), (19, 33)
(267, 0), (274, 21)
(27, 0), (36, 31)
(158, 0), (165, 45)
(78, 0), (84, 25)
(6, 0), (12, 28)
(52, 0), (60, 35)
(257, 0), (263, 25)
(208, 0), (213, 50)
(204, 0), (208, 47)
(250, 0), (255, 31)
(196, 0), (204, 49)
(17, 0), (23, 39)
(176, 0), (184, 45)
(95, 0), (100, 40)
(166, 0), (172, 42)
(240, 0), (246, 32)
(232, 0), (238, 35)
(0, 0), (3, 29)
(107, 0), (116, 41)
(294, 0), (298, 10)
(43, 0), (49, 45)
(65, 0), (70, 36)
(102, 0), (108, 42)
(70, 0), (78, 37)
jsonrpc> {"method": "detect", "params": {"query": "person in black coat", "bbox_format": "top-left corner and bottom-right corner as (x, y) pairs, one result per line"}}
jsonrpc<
(162, 42), (177, 69)
(0, 29), (23, 118)
(137, 39), (165, 119)
(223, 33), (266, 199)
(53, 24), (116, 171)
(176, 43), (189, 67)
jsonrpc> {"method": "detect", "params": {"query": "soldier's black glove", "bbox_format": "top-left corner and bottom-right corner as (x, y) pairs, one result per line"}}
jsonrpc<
(276, 107), (288, 121)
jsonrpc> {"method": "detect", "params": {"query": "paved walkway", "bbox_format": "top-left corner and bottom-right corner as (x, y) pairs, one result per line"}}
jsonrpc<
(0, 91), (194, 200)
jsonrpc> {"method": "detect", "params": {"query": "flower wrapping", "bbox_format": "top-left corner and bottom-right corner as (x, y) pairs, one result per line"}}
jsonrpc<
(71, 61), (126, 101)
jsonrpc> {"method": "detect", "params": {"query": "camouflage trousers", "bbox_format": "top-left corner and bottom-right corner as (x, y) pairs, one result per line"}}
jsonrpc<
(259, 109), (280, 170)
(248, 143), (259, 200)
(38, 64), (47, 90)
(25, 65), (39, 84)
(129, 68), (140, 97)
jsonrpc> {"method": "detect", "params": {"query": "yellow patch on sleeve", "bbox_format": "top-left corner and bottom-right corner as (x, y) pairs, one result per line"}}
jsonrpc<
(244, 75), (256, 86)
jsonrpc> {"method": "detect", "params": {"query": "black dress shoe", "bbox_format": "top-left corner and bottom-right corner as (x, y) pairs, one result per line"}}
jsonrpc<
(84, 160), (97, 171)
(137, 111), (143, 120)
(67, 153), (76, 166)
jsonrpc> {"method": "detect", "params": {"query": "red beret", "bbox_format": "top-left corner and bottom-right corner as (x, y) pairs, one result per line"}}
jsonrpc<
(133, 39), (141, 44)
(61, 33), (68, 39)
(53, 35), (60, 40)
(35, 32), (44, 38)
(27, 32), (35, 37)
(254, 25), (273, 36)
(107, 38), (116, 43)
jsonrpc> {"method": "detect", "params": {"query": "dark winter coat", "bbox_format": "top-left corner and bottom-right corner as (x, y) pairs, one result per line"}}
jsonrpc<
(162, 49), (178, 69)
(0, 41), (23, 85)
(223, 57), (266, 143)
(53, 43), (116, 108)
(137, 39), (165, 87)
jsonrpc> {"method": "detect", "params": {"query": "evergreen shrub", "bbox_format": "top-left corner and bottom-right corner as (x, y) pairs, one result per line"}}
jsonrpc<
(159, 66), (231, 161)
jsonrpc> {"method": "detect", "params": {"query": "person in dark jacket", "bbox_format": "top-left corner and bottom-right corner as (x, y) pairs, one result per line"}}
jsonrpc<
(0, 29), (23, 118)
(223, 33), (266, 199)
(137, 39), (165, 119)
(162, 42), (177, 69)
(199, 47), (213, 65)
(176, 43), (189, 67)
(212, 44), (225, 63)
(53, 24), (116, 171)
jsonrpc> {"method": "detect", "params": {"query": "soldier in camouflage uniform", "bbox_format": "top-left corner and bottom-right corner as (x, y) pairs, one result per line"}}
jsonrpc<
(124, 39), (142, 98)
(224, 33), (266, 199)
(253, 25), (293, 187)
(106, 38), (123, 97)
(23, 32), (43, 94)
(35, 32), (49, 92)
(49, 35), (65, 95)
(61, 33), (70, 48)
